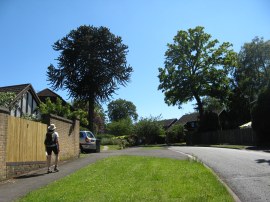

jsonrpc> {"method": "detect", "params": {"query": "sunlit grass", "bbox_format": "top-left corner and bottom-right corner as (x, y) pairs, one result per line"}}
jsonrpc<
(18, 156), (233, 202)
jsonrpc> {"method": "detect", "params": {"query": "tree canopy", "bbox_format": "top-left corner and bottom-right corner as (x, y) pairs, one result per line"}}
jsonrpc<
(234, 37), (270, 102)
(158, 26), (237, 118)
(47, 25), (133, 131)
(107, 98), (138, 122)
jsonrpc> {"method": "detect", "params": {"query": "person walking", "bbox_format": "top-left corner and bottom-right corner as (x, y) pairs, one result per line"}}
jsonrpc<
(44, 124), (60, 173)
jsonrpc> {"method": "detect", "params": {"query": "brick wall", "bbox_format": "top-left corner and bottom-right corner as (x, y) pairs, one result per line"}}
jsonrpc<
(0, 107), (9, 180)
(0, 112), (80, 181)
(46, 114), (80, 161)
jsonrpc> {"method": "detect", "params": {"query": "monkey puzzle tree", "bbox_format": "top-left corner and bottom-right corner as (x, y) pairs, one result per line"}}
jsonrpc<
(158, 26), (237, 119)
(47, 25), (133, 131)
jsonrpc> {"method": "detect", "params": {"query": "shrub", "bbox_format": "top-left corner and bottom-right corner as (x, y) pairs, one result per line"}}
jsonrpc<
(113, 136), (129, 149)
(166, 124), (185, 144)
(106, 118), (134, 136)
(134, 116), (165, 144)
(96, 134), (116, 145)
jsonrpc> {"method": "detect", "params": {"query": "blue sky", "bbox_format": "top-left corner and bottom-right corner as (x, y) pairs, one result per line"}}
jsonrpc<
(0, 0), (269, 120)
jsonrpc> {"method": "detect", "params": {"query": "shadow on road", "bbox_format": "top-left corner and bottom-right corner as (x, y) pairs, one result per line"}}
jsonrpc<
(255, 159), (270, 165)
(14, 173), (46, 179)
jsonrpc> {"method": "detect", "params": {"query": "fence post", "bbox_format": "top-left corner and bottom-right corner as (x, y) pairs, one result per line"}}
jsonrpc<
(0, 107), (10, 181)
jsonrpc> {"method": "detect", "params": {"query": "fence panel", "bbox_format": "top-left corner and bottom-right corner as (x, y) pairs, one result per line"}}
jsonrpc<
(6, 116), (47, 162)
(197, 128), (256, 145)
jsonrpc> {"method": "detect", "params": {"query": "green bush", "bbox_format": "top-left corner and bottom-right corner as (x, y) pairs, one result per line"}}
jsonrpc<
(96, 134), (116, 145)
(166, 124), (185, 144)
(113, 136), (129, 149)
(106, 118), (134, 136)
(134, 116), (165, 144)
(101, 138), (115, 145)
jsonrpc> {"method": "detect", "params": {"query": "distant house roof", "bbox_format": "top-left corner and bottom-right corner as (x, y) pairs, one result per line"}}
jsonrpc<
(37, 88), (66, 104)
(0, 83), (41, 106)
(37, 88), (73, 110)
(175, 112), (199, 125)
(158, 118), (177, 129)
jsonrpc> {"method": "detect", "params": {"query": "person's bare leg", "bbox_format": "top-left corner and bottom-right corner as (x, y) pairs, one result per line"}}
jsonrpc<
(54, 154), (59, 172)
(47, 155), (52, 173)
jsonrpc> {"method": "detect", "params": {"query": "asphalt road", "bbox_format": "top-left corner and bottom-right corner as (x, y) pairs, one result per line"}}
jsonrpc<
(169, 146), (270, 202)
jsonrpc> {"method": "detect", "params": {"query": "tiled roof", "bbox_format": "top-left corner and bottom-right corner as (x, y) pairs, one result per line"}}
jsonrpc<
(158, 118), (178, 128)
(0, 84), (30, 95)
(37, 88), (59, 97)
(0, 83), (41, 105)
(175, 112), (199, 125)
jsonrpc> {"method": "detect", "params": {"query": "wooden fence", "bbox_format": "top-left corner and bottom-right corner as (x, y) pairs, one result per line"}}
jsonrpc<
(6, 116), (47, 163)
(190, 128), (256, 145)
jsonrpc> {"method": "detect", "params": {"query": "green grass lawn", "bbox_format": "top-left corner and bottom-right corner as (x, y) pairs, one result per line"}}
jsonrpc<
(18, 156), (233, 202)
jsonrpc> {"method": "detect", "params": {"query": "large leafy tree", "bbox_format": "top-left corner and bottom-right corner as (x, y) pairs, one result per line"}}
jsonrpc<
(107, 98), (138, 122)
(47, 25), (133, 131)
(234, 37), (270, 102)
(158, 26), (237, 118)
(227, 37), (270, 127)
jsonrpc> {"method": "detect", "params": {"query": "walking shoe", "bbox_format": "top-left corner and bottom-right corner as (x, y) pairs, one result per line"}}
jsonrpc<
(54, 167), (59, 172)
(47, 169), (52, 174)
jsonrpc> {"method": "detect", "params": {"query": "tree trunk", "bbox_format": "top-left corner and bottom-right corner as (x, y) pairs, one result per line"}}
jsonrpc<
(194, 93), (204, 120)
(88, 94), (95, 132)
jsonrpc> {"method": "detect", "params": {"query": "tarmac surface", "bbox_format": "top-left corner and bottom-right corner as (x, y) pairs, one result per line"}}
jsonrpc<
(0, 147), (188, 202)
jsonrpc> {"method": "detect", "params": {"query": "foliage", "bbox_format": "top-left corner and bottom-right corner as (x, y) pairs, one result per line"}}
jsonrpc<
(73, 100), (105, 133)
(202, 96), (224, 112)
(251, 84), (270, 145)
(112, 136), (129, 149)
(96, 134), (116, 145)
(166, 124), (185, 144)
(106, 118), (134, 137)
(21, 113), (40, 121)
(0, 92), (16, 108)
(227, 37), (270, 128)
(235, 37), (270, 102)
(47, 25), (133, 132)
(38, 97), (72, 119)
(158, 26), (237, 118)
(134, 116), (165, 144)
(18, 156), (234, 202)
(107, 98), (138, 122)
(198, 111), (220, 132)
(226, 87), (251, 128)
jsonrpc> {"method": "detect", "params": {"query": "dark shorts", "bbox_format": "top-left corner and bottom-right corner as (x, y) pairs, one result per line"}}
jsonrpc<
(46, 146), (59, 155)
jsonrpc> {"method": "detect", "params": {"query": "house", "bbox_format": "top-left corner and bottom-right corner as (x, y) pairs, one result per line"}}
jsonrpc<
(175, 112), (199, 131)
(37, 88), (74, 109)
(175, 109), (230, 132)
(37, 88), (66, 104)
(158, 118), (178, 130)
(0, 83), (41, 118)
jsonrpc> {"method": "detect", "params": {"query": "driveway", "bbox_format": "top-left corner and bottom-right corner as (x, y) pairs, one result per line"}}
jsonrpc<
(0, 147), (187, 202)
(169, 146), (270, 202)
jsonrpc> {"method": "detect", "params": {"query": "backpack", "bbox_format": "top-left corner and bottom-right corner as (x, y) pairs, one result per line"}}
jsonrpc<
(44, 132), (56, 146)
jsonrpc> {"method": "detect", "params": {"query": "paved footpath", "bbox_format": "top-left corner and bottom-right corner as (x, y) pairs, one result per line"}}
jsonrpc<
(0, 147), (187, 202)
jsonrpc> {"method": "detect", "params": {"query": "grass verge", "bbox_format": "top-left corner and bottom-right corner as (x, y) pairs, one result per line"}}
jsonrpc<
(18, 156), (234, 202)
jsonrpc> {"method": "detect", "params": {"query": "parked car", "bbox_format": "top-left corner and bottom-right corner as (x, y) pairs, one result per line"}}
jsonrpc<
(79, 131), (100, 153)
